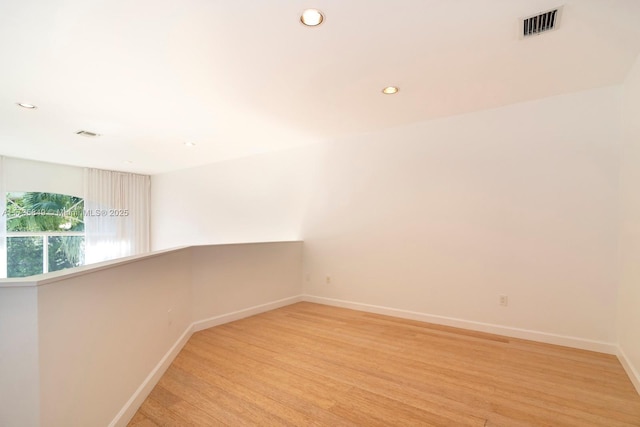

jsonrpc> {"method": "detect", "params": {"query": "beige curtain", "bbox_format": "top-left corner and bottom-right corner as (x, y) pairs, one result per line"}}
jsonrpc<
(84, 168), (150, 264)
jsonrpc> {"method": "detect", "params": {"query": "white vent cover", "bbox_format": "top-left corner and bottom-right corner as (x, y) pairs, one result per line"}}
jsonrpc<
(75, 130), (100, 137)
(522, 7), (562, 37)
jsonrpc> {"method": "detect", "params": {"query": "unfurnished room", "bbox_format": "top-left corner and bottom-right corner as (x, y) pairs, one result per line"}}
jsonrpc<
(1, 1), (640, 426)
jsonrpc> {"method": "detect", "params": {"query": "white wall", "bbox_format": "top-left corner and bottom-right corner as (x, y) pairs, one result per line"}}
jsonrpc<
(191, 242), (303, 323)
(0, 285), (39, 427)
(618, 55), (640, 391)
(151, 148), (316, 249)
(3, 156), (84, 196)
(37, 249), (193, 427)
(152, 86), (622, 346)
(0, 241), (303, 426)
(303, 86), (622, 345)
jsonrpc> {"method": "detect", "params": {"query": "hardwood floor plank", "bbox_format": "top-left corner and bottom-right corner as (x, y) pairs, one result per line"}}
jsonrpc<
(170, 352), (310, 426)
(128, 302), (640, 426)
(158, 368), (252, 426)
(137, 397), (193, 426)
(215, 314), (636, 423)
(183, 337), (346, 411)
(127, 411), (158, 427)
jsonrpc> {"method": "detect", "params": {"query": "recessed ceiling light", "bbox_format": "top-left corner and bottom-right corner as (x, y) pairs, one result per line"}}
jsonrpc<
(301, 9), (324, 26)
(382, 86), (399, 95)
(184, 142), (196, 147)
(16, 102), (37, 109)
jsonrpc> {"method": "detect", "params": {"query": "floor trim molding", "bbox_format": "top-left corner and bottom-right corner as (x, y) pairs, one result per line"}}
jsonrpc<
(193, 295), (304, 332)
(110, 294), (304, 427)
(618, 346), (640, 395)
(109, 323), (193, 427)
(302, 295), (618, 355)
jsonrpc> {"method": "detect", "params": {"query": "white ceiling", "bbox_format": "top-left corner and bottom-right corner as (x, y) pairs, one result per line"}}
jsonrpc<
(1, 0), (639, 175)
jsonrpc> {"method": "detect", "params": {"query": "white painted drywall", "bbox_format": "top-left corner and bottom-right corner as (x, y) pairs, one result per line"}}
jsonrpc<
(37, 249), (193, 427)
(0, 285), (39, 427)
(150, 147), (316, 250)
(3, 156), (84, 197)
(191, 242), (303, 322)
(618, 54), (640, 389)
(302, 86), (622, 344)
(0, 241), (303, 426)
(152, 86), (622, 344)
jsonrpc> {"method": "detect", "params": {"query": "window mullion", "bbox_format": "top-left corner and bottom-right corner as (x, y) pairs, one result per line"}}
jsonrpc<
(43, 235), (48, 274)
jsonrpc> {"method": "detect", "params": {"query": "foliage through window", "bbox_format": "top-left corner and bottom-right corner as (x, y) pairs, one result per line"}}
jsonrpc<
(6, 192), (85, 278)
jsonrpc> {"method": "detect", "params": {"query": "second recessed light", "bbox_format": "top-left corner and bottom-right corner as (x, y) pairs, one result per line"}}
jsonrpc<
(382, 86), (399, 95)
(301, 9), (324, 26)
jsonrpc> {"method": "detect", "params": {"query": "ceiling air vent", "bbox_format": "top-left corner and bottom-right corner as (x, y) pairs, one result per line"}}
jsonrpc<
(75, 130), (100, 137)
(522, 7), (561, 37)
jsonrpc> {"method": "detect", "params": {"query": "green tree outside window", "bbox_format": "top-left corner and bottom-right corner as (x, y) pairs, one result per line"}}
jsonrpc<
(5, 192), (85, 278)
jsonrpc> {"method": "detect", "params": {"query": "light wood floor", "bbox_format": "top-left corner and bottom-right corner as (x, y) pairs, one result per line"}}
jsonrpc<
(129, 302), (640, 426)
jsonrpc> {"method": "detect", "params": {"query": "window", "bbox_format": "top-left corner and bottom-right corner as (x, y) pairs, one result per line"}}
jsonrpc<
(5, 192), (85, 278)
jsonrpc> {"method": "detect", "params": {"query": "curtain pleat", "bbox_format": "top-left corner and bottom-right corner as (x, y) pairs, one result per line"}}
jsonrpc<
(84, 168), (150, 264)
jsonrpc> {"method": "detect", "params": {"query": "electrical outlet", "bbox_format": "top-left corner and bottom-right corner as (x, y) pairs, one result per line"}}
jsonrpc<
(326, 276), (331, 284)
(499, 295), (508, 307)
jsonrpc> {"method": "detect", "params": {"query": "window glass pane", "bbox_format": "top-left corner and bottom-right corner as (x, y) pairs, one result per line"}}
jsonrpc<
(5, 192), (85, 278)
(48, 236), (85, 273)
(7, 236), (44, 277)
(6, 192), (84, 233)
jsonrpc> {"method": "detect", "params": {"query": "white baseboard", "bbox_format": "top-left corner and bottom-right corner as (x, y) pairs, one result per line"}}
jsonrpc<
(192, 295), (303, 332)
(110, 294), (304, 426)
(618, 346), (640, 395)
(109, 323), (194, 427)
(302, 295), (618, 355)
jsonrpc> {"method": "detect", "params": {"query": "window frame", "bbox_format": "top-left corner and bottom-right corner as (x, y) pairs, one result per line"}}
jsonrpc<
(5, 192), (86, 277)
(6, 231), (85, 275)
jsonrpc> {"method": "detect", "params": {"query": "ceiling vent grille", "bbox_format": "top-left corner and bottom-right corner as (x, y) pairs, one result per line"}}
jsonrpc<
(523, 8), (560, 37)
(75, 130), (100, 137)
